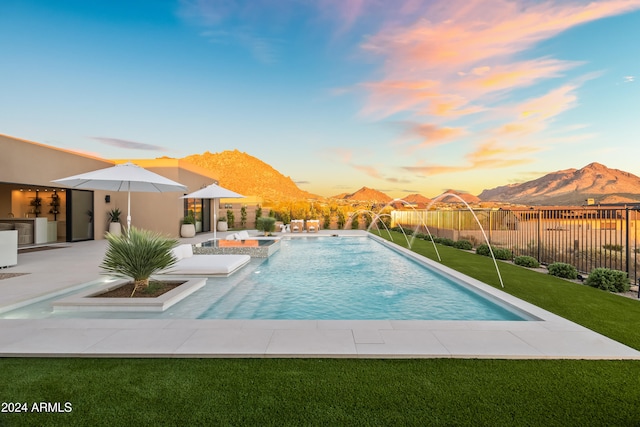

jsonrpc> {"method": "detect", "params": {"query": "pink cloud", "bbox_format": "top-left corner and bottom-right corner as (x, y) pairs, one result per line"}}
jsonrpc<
(402, 123), (466, 150)
(356, 0), (640, 174)
(403, 139), (539, 176)
(494, 83), (580, 136)
(352, 164), (384, 179)
(360, 0), (640, 119)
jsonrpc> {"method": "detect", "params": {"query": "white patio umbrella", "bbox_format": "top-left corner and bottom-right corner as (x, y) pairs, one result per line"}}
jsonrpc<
(52, 162), (188, 230)
(181, 183), (245, 242)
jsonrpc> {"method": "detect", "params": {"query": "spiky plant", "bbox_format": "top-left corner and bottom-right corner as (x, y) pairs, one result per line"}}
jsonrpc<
(100, 226), (179, 296)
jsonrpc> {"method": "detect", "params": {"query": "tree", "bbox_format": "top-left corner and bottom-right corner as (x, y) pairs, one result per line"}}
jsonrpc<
(240, 205), (247, 228)
(255, 205), (262, 225)
(100, 227), (178, 296)
(337, 210), (346, 229)
(256, 217), (276, 236)
(226, 209), (235, 228)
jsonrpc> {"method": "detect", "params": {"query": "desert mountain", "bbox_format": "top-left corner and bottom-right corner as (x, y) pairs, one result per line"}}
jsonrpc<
(403, 193), (432, 204)
(332, 186), (393, 203)
(478, 162), (640, 205)
(182, 150), (321, 202)
(436, 189), (481, 204)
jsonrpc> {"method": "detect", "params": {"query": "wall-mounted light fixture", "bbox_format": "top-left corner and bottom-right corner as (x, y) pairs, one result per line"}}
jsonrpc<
(105, 195), (111, 203)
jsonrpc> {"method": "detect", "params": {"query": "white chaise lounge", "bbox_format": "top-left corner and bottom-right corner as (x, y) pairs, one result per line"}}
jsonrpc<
(161, 244), (250, 276)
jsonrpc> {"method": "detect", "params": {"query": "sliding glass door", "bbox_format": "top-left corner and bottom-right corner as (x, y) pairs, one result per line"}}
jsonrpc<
(67, 190), (94, 242)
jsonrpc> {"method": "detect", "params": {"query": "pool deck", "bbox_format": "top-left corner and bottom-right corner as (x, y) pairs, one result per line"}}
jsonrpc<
(0, 230), (639, 359)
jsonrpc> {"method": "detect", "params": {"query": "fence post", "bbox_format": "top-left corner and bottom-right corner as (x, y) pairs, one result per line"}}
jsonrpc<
(626, 207), (631, 281)
(488, 211), (492, 244)
(537, 210), (542, 262)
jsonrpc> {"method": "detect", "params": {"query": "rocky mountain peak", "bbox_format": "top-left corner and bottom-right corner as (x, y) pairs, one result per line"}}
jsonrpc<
(182, 150), (320, 202)
(478, 163), (640, 205)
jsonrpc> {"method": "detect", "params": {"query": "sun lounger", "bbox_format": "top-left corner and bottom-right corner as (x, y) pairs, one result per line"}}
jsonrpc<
(161, 244), (250, 276)
(291, 219), (304, 233)
(306, 220), (319, 233)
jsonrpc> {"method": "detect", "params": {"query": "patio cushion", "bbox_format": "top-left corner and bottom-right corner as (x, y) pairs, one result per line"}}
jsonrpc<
(163, 254), (250, 276)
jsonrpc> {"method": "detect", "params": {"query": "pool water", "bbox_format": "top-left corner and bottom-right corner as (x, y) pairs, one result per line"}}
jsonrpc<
(0, 237), (528, 320)
(189, 237), (526, 320)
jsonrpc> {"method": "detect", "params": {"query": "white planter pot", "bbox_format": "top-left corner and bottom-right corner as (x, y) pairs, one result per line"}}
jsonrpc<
(180, 224), (196, 238)
(108, 222), (122, 237)
(217, 221), (228, 232)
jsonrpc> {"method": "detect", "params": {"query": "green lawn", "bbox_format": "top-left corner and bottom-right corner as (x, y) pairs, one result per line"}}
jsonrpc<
(377, 231), (640, 350)
(1, 358), (640, 426)
(2, 231), (640, 426)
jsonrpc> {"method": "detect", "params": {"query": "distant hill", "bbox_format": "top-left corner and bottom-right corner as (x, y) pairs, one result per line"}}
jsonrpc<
(182, 150), (321, 201)
(478, 162), (640, 205)
(436, 189), (481, 204)
(403, 194), (432, 204)
(332, 186), (393, 203)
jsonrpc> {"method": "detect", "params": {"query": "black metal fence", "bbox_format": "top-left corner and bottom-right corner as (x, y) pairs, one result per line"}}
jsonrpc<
(391, 206), (640, 286)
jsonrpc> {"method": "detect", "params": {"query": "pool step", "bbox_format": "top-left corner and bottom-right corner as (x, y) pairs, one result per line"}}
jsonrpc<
(196, 264), (266, 318)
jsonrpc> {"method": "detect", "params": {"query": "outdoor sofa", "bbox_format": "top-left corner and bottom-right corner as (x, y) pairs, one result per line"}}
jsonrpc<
(162, 244), (250, 276)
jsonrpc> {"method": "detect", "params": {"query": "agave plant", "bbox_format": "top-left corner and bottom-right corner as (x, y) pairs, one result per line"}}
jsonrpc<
(100, 226), (178, 296)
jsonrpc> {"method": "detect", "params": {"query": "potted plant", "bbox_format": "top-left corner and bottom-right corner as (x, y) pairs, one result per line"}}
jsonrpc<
(217, 216), (228, 232)
(180, 215), (196, 238)
(226, 209), (235, 228)
(30, 197), (42, 217)
(100, 226), (178, 297)
(107, 208), (122, 236)
(256, 217), (276, 236)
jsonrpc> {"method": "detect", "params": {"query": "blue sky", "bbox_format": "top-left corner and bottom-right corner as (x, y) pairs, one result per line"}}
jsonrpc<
(1, 0), (639, 198)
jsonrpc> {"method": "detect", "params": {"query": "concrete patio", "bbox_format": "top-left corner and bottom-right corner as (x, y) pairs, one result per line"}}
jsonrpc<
(1, 230), (639, 359)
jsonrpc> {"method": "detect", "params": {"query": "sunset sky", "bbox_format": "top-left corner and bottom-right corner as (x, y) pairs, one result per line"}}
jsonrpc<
(2, 0), (639, 198)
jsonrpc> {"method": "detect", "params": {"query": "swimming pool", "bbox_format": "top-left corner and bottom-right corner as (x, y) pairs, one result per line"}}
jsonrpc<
(0, 236), (532, 321)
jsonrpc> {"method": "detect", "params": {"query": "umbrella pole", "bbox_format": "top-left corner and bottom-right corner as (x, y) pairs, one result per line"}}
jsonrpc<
(213, 198), (217, 243)
(127, 188), (131, 233)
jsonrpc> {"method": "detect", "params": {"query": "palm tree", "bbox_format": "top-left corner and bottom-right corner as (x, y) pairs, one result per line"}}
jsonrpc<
(100, 226), (178, 296)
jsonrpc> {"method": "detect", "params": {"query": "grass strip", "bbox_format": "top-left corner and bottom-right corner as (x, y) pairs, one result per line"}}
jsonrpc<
(1, 358), (640, 426)
(378, 231), (640, 350)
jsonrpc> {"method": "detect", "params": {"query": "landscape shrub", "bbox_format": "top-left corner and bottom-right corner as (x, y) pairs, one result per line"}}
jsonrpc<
(460, 235), (479, 247)
(514, 256), (540, 268)
(453, 240), (473, 250)
(337, 211), (346, 229)
(476, 244), (492, 257)
(323, 214), (331, 229)
(413, 232), (425, 239)
(493, 248), (513, 260)
(438, 238), (455, 246)
(548, 262), (578, 280)
(240, 206), (247, 228)
(475, 244), (512, 260)
(351, 216), (359, 230)
(602, 244), (623, 252)
(226, 210), (235, 228)
(585, 268), (629, 293)
(256, 217), (276, 235)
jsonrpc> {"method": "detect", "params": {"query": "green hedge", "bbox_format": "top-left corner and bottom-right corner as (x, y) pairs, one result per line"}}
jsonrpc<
(476, 244), (512, 260)
(548, 262), (578, 280)
(433, 237), (455, 246)
(453, 240), (473, 250)
(585, 268), (629, 293)
(514, 256), (540, 268)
